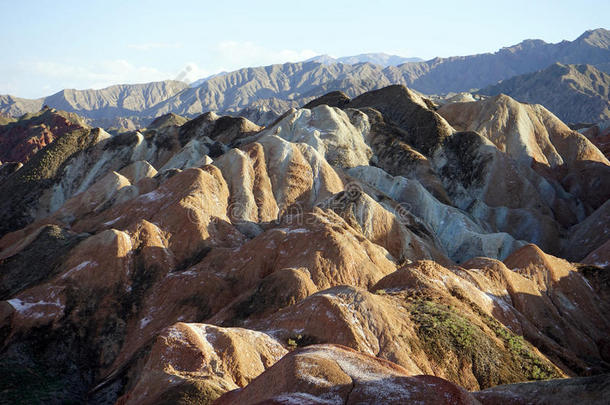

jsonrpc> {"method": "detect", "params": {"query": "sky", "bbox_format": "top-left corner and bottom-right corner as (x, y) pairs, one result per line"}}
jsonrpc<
(1, 0), (608, 98)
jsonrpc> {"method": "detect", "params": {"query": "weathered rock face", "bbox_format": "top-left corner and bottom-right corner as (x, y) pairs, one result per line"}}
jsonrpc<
(318, 186), (449, 265)
(438, 94), (610, 214)
(582, 239), (610, 268)
(346, 84), (454, 156)
(242, 249), (609, 391)
(0, 127), (110, 237)
(147, 112), (188, 129)
(478, 62), (610, 124)
(438, 94), (608, 167)
(261, 105), (373, 168)
(236, 102), (285, 128)
(557, 159), (610, 213)
(178, 111), (262, 147)
(582, 121), (610, 159)
(304, 87), (582, 257)
(348, 165), (525, 262)
(0, 84), (608, 404)
(0, 111), (262, 239)
(247, 282), (563, 391)
(354, 106), (452, 204)
(117, 323), (287, 405)
(302, 90), (351, 110)
(215, 344), (481, 405)
(0, 224), (87, 299)
(563, 200), (610, 261)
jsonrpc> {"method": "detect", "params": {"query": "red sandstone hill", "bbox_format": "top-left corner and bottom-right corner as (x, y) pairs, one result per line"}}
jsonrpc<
(0, 107), (89, 165)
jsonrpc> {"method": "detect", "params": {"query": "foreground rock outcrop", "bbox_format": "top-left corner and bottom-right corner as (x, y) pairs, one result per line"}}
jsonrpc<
(216, 344), (481, 405)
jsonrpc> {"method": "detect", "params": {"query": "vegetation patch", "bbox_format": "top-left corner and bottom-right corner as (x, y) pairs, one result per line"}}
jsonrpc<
(286, 334), (319, 349)
(103, 131), (139, 150)
(157, 379), (226, 405)
(408, 299), (560, 388)
(0, 128), (93, 236)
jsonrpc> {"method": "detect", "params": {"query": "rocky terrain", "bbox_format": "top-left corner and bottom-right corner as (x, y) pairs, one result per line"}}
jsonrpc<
(0, 112), (15, 126)
(1, 29), (608, 128)
(0, 83), (608, 404)
(0, 106), (89, 164)
(438, 94), (610, 216)
(580, 120), (610, 159)
(480, 63), (610, 123)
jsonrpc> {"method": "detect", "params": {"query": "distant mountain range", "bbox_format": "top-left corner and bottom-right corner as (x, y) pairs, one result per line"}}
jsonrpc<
(398, 28), (610, 94)
(480, 63), (610, 123)
(305, 53), (423, 66)
(0, 81), (188, 128)
(0, 28), (608, 127)
(189, 53), (424, 87)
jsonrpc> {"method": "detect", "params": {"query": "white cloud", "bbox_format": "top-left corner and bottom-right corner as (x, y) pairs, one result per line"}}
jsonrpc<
(29, 59), (172, 90)
(127, 42), (183, 51)
(0, 59), (182, 98)
(171, 42), (321, 86)
(210, 41), (319, 71)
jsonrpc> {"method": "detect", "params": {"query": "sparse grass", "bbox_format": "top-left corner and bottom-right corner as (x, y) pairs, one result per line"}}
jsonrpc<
(410, 300), (479, 358)
(407, 298), (560, 388)
(103, 131), (139, 150)
(286, 334), (318, 349)
(157, 379), (226, 405)
(486, 309), (558, 381)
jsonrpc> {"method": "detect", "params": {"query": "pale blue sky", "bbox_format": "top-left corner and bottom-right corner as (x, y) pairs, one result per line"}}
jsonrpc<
(1, 0), (608, 98)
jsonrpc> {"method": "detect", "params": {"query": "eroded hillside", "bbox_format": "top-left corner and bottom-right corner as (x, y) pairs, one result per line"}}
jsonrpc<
(0, 85), (608, 404)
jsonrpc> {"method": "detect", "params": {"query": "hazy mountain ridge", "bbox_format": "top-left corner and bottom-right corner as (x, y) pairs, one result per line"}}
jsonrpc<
(0, 94), (45, 118)
(43, 81), (188, 119)
(0, 80), (188, 128)
(479, 63), (610, 123)
(396, 28), (610, 94)
(306, 52), (424, 65)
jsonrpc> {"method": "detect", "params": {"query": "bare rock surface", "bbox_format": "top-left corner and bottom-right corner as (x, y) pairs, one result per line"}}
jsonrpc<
(215, 344), (481, 405)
